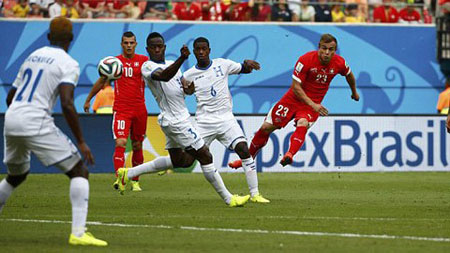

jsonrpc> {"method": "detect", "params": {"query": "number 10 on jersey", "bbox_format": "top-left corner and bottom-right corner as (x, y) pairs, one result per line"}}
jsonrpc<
(123, 67), (133, 77)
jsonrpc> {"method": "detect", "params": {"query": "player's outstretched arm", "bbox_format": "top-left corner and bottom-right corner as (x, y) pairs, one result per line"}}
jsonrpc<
(6, 88), (17, 107)
(182, 78), (195, 95)
(83, 76), (108, 113)
(240, 60), (261, 73)
(60, 84), (95, 165)
(291, 79), (328, 116)
(345, 72), (359, 101)
(152, 45), (190, 82)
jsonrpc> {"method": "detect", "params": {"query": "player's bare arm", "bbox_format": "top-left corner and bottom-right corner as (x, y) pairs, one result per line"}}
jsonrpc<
(345, 72), (359, 101)
(291, 79), (328, 116)
(83, 76), (108, 113)
(241, 60), (261, 73)
(182, 78), (195, 95)
(6, 88), (17, 107)
(152, 45), (190, 82)
(60, 84), (95, 165)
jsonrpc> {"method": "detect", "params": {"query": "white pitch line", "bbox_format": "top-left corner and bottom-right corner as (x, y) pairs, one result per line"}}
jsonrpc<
(1, 218), (449, 243)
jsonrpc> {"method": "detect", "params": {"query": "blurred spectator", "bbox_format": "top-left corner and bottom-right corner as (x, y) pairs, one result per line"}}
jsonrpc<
(106, 0), (130, 18)
(92, 82), (114, 114)
(288, 0), (300, 21)
(439, 0), (450, 16)
(48, 0), (62, 18)
(249, 0), (271, 21)
(298, 0), (315, 22)
(314, 0), (332, 22)
(345, 3), (365, 22)
(12, 0), (30, 17)
(142, 0), (170, 19)
(2, 0), (17, 17)
(399, 5), (421, 23)
(373, 0), (399, 23)
(207, 0), (227, 21)
(346, 0), (368, 21)
(173, 0), (202, 20)
(331, 5), (345, 22)
(29, 2), (44, 17)
(29, 0), (53, 17)
(437, 82), (450, 114)
(61, 0), (79, 18)
(225, 0), (250, 21)
(271, 0), (292, 21)
(80, 0), (107, 18)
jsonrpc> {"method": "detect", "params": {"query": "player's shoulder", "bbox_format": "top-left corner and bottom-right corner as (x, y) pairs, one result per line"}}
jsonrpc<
(332, 54), (347, 65)
(47, 46), (78, 68)
(301, 51), (318, 60)
(136, 54), (149, 62)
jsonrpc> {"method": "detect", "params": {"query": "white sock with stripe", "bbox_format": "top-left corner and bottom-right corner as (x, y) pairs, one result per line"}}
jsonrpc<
(70, 177), (89, 237)
(201, 163), (232, 204)
(127, 156), (173, 178)
(242, 157), (259, 197)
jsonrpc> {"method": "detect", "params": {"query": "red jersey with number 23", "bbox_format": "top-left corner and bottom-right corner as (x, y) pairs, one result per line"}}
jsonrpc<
(286, 51), (350, 105)
(113, 54), (148, 111)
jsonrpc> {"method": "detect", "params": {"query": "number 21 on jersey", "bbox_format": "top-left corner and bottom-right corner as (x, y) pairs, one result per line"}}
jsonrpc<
(15, 68), (43, 102)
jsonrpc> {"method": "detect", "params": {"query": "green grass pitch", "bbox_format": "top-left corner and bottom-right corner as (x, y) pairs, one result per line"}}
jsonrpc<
(0, 172), (449, 252)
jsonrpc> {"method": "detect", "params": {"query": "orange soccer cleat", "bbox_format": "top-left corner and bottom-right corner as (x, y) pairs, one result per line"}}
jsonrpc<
(280, 152), (293, 167)
(228, 159), (243, 169)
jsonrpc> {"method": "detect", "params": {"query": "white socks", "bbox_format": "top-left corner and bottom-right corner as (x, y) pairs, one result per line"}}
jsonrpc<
(201, 163), (232, 204)
(0, 179), (14, 214)
(127, 156), (173, 178)
(70, 177), (89, 237)
(242, 157), (259, 197)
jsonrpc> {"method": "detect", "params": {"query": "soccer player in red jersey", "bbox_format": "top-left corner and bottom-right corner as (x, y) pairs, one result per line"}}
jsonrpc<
(84, 31), (148, 191)
(229, 33), (359, 168)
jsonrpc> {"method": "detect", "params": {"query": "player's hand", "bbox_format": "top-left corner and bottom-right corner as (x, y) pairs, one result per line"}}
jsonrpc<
(83, 101), (91, 113)
(351, 92), (360, 101)
(180, 44), (190, 59)
(312, 103), (328, 116)
(78, 142), (95, 165)
(244, 60), (261, 71)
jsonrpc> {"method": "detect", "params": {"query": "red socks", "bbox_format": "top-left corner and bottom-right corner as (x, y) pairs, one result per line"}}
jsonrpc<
(249, 129), (271, 158)
(113, 146), (125, 177)
(288, 126), (307, 155)
(131, 149), (143, 181)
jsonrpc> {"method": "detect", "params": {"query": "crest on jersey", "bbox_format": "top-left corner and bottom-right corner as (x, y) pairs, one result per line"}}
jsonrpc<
(310, 67), (317, 73)
(134, 62), (139, 67)
(330, 68), (334, 74)
(295, 62), (303, 73)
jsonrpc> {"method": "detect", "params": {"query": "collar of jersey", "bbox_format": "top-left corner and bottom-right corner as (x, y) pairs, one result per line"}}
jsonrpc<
(47, 45), (64, 50)
(195, 60), (213, 70)
(151, 59), (165, 64)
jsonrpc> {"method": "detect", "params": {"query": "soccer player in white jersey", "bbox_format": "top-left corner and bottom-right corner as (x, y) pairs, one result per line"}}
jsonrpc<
(0, 17), (107, 247)
(117, 32), (250, 207)
(182, 37), (269, 203)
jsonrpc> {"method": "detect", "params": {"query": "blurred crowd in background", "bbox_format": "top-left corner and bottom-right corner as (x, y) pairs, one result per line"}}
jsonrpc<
(0, 0), (448, 23)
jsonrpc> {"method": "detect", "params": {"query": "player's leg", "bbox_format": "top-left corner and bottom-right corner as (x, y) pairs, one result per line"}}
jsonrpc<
(0, 136), (30, 214)
(112, 111), (132, 189)
(128, 107), (147, 190)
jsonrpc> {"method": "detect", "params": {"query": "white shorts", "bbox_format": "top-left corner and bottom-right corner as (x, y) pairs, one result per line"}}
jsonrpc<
(197, 118), (246, 150)
(161, 119), (205, 151)
(3, 128), (81, 175)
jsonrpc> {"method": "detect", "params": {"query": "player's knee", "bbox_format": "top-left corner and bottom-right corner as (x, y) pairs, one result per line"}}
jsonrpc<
(196, 146), (213, 165)
(115, 138), (127, 148)
(260, 122), (277, 134)
(296, 118), (309, 127)
(234, 142), (250, 159)
(6, 172), (29, 187)
(132, 140), (142, 151)
(66, 161), (89, 179)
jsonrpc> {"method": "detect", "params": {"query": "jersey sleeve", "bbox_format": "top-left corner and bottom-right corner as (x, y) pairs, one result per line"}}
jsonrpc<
(60, 59), (80, 86)
(292, 55), (309, 83)
(339, 58), (351, 76)
(223, 58), (242, 75)
(12, 64), (25, 89)
(141, 61), (161, 80)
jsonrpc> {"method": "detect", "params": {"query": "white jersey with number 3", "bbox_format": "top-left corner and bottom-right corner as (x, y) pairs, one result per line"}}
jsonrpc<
(183, 58), (242, 124)
(141, 60), (190, 127)
(4, 46), (80, 136)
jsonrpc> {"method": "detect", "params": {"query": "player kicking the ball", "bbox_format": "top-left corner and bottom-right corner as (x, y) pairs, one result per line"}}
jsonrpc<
(182, 37), (269, 203)
(117, 32), (250, 207)
(1, 17), (107, 246)
(229, 33), (359, 169)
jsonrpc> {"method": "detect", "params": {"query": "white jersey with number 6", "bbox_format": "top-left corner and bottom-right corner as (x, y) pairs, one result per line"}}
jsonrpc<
(4, 46), (80, 136)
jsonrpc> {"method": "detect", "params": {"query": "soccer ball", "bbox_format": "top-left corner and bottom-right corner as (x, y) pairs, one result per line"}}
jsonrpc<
(98, 56), (123, 80)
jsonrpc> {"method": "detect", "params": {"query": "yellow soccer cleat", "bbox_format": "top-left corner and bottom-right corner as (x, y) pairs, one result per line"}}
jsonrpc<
(131, 181), (142, 192)
(117, 168), (129, 195)
(112, 178), (119, 190)
(228, 194), (250, 207)
(250, 194), (270, 203)
(68, 232), (108, 246)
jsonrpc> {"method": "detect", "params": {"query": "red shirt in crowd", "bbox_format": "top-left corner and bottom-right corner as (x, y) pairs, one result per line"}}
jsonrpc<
(106, 0), (129, 10)
(80, 0), (106, 9)
(173, 2), (202, 20)
(399, 7), (421, 22)
(227, 2), (249, 21)
(373, 5), (399, 23)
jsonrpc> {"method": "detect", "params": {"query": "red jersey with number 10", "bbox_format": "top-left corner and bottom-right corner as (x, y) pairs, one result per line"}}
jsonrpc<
(113, 54), (148, 111)
(286, 51), (350, 104)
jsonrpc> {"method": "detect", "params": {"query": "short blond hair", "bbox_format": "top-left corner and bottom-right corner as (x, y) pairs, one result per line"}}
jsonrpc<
(49, 16), (73, 43)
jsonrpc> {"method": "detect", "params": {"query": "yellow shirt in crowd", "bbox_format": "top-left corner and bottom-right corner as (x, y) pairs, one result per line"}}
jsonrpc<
(12, 4), (30, 17)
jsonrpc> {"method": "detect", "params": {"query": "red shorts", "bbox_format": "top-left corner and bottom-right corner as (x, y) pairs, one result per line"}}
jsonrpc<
(266, 97), (319, 128)
(112, 106), (147, 142)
